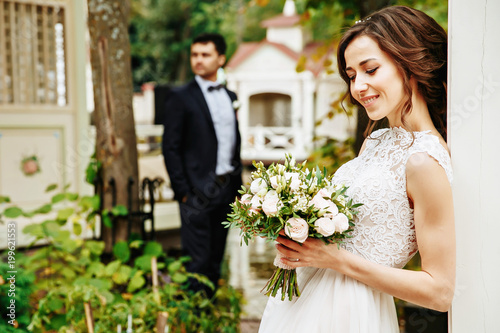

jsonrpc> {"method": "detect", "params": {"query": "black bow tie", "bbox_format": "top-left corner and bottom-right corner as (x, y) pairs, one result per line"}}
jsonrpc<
(208, 84), (224, 92)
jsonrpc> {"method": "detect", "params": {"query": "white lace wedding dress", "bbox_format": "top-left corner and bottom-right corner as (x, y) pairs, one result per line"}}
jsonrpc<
(258, 127), (453, 333)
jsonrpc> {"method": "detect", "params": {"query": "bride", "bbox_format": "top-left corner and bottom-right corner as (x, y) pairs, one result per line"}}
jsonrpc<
(258, 6), (455, 333)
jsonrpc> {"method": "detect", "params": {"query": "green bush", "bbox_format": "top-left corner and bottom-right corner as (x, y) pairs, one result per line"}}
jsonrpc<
(1, 186), (243, 332)
(0, 261), (35, 332)
(306, 137), (356, 175)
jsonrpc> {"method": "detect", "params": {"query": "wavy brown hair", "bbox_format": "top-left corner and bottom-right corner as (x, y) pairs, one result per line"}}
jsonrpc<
(337, 6), (448, 139)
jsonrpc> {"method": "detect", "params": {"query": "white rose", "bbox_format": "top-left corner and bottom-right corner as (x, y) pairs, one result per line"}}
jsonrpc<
(285, 217), (309, 243)
(285, 172), (301, 191)
(332, 213), (349, 233)
(250, 178), (267, 195)
(314, 217), (335, 237)
(232, 100), (241, 110)
(250, 195), (262, 211)
(240, 194), (252, 205)
(310, 193), (329, 211)
(262, 191), (281, 216)
(270, 175), (280, 189)
(324, 201), (339, 217)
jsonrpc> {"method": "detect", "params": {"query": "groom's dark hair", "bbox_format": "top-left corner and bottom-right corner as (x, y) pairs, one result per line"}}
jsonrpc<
(192, 33), (227, 56)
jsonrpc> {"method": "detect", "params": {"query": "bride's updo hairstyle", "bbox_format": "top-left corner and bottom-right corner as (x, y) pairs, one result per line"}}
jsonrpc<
(337, 6), (448, 139)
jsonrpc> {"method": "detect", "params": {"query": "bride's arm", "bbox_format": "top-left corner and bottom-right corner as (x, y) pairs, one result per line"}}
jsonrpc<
(277, 152), (455, 312)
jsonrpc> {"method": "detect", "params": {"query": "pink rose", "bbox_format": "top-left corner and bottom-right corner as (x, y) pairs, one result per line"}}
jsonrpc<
(262, 191), (281, 216)
(285, 217), (309, 243)
(23, 160), (39, 175)
(314, 217), (335, 237)
(332, 213), (349, 233)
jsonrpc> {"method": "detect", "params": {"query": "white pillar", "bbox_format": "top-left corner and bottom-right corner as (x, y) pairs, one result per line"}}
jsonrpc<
(449, 0), (500, 332)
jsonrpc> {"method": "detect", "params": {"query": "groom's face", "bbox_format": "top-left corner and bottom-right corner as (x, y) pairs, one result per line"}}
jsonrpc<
(190, 41), (226, 82)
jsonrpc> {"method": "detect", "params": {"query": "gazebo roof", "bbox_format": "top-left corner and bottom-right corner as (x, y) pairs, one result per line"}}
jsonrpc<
(261, 14), (301, 28)
(226, 39), (333, 77)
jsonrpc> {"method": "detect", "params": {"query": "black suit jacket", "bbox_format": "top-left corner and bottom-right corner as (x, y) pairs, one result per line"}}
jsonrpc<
(162, 79), (242, 202)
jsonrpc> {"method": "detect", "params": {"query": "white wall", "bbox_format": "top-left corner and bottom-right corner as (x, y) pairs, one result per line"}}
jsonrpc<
(449, 0), (500, 331)
(267, 26), (304, 53)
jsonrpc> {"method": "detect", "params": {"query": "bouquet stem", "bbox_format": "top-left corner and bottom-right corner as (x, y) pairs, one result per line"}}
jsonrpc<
(261, 267), (301, 301)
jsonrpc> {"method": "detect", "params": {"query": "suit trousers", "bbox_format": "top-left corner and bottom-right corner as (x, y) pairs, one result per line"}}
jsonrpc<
(178, 173), (237, 296)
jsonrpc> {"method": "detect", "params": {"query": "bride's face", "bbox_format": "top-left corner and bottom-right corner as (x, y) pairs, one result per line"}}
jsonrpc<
(344, 35), (406, 126)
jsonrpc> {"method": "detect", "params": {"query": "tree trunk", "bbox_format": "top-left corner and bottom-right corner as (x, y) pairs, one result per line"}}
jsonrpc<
(87, 0), (139, 253)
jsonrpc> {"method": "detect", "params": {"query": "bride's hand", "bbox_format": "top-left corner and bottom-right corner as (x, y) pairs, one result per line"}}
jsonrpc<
(275, 231), (344, 269)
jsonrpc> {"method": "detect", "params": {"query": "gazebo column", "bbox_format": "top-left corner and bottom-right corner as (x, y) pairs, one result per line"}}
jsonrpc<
(449, 0), (500, 332)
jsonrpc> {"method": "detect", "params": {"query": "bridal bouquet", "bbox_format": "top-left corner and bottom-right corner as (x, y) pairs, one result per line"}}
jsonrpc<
(224, 155), (362, 301)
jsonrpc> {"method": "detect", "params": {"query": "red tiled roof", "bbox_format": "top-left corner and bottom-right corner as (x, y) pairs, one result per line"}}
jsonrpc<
(226, 42), (261, 69)
(226, 40), (298, 69)
(226, 40), (335, 77)
(261, 14), (301, 28)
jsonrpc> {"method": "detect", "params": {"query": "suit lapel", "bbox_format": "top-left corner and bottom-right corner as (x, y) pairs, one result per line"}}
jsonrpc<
(189, 80), (216, 132)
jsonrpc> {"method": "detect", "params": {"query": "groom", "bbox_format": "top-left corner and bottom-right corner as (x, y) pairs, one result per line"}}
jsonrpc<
(162, 33), (242, 296)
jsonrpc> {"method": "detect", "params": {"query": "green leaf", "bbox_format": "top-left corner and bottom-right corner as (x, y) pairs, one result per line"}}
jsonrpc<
(80, 195), (101, 211)
(47, 298), (64, 311)
(104, 260), (121, 276)
(56, 233), (77, 252)
(112, 265), (133, 284)
(52, 193), (65, 203)
(79, 277), (112, 291)
(167, 260), (183, 275)
(4, 206), (23, 218)
(85, 240), (105, 256)
(99, 289), (115, 304)
(143, 241), (163, 257)
(171, 272), (188, 284)
(57, 207), (74, 221)
(113, 241), (131, 262)
(34, 204), (52, 214)
(134, 255), (153, 271)
(42, 220), (62, 238)
(0, 196), (11, 204)
(102, 214), (113, 228)
(112, 204), (128, 216)
(23, 223), (44, 237)
(22, 211), (35, 218)
(65, 192), (79, 201)
(129, 240), (143, 249)
(87, 262), (106, 277)
(127, 271), (145, 293)
(61, 267), (77, 280)
(45, 184), (58, 192)
(46, 314), (66, 331)
(73, 222), (82, 236)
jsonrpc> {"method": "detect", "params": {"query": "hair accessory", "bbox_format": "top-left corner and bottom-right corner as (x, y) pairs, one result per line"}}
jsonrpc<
(355, 16), (371, 24)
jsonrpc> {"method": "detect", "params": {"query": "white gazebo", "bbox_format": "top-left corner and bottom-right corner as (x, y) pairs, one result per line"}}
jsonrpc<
(225, 0), (354, 164)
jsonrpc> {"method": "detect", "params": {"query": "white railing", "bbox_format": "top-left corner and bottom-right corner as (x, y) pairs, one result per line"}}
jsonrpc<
(242, 125), (308, 162)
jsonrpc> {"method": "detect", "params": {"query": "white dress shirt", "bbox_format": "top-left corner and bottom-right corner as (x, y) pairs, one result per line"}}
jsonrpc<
(195, 75), (237, 176)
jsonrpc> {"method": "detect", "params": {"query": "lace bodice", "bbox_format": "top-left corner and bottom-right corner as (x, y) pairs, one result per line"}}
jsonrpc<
(333, 127), (453, 268)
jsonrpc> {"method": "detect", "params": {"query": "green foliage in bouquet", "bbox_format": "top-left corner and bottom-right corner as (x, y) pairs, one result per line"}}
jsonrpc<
(224, 155), (362, 301)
